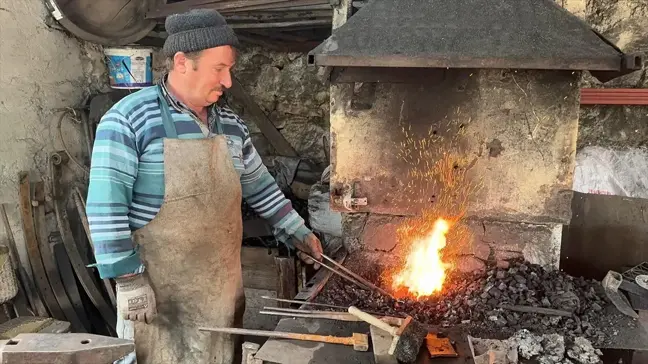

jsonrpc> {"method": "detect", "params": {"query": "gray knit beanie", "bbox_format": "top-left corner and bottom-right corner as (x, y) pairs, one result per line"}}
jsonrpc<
(163, 9), (239, 57)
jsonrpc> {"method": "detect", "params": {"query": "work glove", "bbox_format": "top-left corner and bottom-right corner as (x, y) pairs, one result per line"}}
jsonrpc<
(115, 273), (157, 324)
(294, 233), (324, 270)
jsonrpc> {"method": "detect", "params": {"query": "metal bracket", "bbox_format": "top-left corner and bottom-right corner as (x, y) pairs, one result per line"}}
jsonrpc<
(333, 182), (368, 211)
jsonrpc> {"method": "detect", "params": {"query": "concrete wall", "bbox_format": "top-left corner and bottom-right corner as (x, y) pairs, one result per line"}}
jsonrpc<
(0, 0), (108, 273)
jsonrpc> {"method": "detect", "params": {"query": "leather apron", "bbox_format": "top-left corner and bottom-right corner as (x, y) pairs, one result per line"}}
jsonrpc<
(133, 88), (245, 364)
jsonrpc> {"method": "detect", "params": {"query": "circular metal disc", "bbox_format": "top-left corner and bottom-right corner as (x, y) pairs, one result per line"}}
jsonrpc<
(47, 0), (157, 46)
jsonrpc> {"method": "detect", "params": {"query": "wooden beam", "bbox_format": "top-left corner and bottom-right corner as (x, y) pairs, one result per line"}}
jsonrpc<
(274, 257), (297, 307)
(229, 77), (298, 157)
(241, 247), (279, 290)
(148, 0), (322, 18)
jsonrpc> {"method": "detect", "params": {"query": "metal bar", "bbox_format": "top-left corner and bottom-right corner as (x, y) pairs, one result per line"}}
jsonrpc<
(303, 253), (371, 291)
(33, 182), (86, 332)
(580, 88), (648, 105)
(260, 310), (360, 321)
(49, 152), (117, 332)
(18, 172), (62, 319)
(320, 253), (392, 297)
(221, 0), (329, 13)
(294, 250), (346, 302)
(234, 4), (331, 12)
(198, 327), (361, 348)
(230, 19), (330, 29)
(226, 12), (332, 22)
(262, 305), (388, 317)
(261, 295), (346, 309)
(53, 240), (92, 332)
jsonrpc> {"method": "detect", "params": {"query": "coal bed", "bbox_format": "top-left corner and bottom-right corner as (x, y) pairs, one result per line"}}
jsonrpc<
(315, 260), (626, 347)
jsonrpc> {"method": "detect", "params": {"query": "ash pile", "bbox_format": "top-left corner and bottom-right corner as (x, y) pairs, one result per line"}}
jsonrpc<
(470, 329), (603, 364)
(316, 260), (619, 346)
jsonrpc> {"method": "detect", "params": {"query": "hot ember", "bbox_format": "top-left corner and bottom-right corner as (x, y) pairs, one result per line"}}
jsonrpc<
(392, 218), (452, 298)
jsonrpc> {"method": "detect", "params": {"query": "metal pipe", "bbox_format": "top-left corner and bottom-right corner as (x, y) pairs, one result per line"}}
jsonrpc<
(320, 253), (393, 297)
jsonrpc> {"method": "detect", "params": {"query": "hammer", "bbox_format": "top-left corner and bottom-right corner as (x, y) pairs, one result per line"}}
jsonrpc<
(348, 306), (428, 363)
(198, 327), (369, 351)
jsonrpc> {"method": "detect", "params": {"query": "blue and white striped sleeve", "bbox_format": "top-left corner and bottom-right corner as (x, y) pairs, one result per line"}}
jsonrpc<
(86, 109), (143, 279)
(237, 120), (311, 247)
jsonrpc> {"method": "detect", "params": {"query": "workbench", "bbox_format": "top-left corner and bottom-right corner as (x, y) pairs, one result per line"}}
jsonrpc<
(255, 317), (471, 364)
(253, 304), (648, 364)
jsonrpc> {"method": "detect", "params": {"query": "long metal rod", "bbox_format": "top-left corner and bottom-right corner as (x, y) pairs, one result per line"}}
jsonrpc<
(261, 295), (345, 310)
(302, 253), (371, 291)
(263, 306), (388, 317)
(260, 310), (360, 322)
(198, 327), (359, 347)
(319, 253), (392, 297)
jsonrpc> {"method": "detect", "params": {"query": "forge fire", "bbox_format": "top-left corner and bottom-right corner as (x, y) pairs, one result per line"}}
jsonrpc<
(391, 218), (452, 298)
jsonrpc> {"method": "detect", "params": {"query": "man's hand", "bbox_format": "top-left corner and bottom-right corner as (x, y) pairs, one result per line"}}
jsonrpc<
(294, 233), (323, 270)
(115, 273), (157, 324)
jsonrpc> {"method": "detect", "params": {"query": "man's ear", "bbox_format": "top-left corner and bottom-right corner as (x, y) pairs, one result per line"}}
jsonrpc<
(173, 52), (188, 73)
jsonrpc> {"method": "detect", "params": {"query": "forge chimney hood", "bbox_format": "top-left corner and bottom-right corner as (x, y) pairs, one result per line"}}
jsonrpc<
(308, 0), (642, 73)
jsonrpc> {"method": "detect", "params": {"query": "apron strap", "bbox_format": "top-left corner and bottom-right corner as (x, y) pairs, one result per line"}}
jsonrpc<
(157, 86), (179, 138)
(212, 111), (224, 135)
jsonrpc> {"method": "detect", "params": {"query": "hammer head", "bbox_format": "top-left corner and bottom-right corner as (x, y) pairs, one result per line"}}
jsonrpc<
(389, 316), (428, 364)
(352, 333), (369, 351)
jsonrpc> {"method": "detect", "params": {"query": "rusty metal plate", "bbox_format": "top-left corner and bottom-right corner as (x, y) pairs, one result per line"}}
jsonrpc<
(329, 69), (578, 224)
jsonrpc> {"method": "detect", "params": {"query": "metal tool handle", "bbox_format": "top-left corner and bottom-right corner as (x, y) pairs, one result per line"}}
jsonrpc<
(198, 327), (355, 346)
(348, 306), (398, 335)
(320, 254), (393, 297)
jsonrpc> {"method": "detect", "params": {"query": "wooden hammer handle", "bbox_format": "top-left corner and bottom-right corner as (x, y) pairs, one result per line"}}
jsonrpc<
(348, 306), (398, 335)
(199, 327), (355, 346)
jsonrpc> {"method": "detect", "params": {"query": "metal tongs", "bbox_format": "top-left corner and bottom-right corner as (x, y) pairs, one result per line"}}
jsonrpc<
(304, 253), (392, 297)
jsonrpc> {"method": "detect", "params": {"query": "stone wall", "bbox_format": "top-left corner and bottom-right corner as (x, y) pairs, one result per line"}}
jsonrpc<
(561, 0), (648, 149)
(0, 1), (108, 275)
(226, 48), (330, 166)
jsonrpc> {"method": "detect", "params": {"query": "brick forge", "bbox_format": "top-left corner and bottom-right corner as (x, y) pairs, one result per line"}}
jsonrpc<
(328, 69), (580, 275)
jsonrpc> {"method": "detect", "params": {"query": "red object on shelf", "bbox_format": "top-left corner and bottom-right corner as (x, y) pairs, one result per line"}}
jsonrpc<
(580, 88), (648, 105)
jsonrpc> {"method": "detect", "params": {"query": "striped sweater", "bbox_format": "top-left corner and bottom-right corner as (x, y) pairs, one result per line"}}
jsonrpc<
(87, 77), (311, 279)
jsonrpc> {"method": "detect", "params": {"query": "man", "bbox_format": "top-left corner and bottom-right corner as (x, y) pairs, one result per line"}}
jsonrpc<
(87, 9), (323, 364)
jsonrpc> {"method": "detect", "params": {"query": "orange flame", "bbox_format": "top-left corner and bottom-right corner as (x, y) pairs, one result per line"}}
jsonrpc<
(392, 218), (452, 298)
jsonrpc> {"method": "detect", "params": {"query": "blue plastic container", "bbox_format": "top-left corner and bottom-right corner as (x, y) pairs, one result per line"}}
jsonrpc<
(104, 47), (153, 89)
